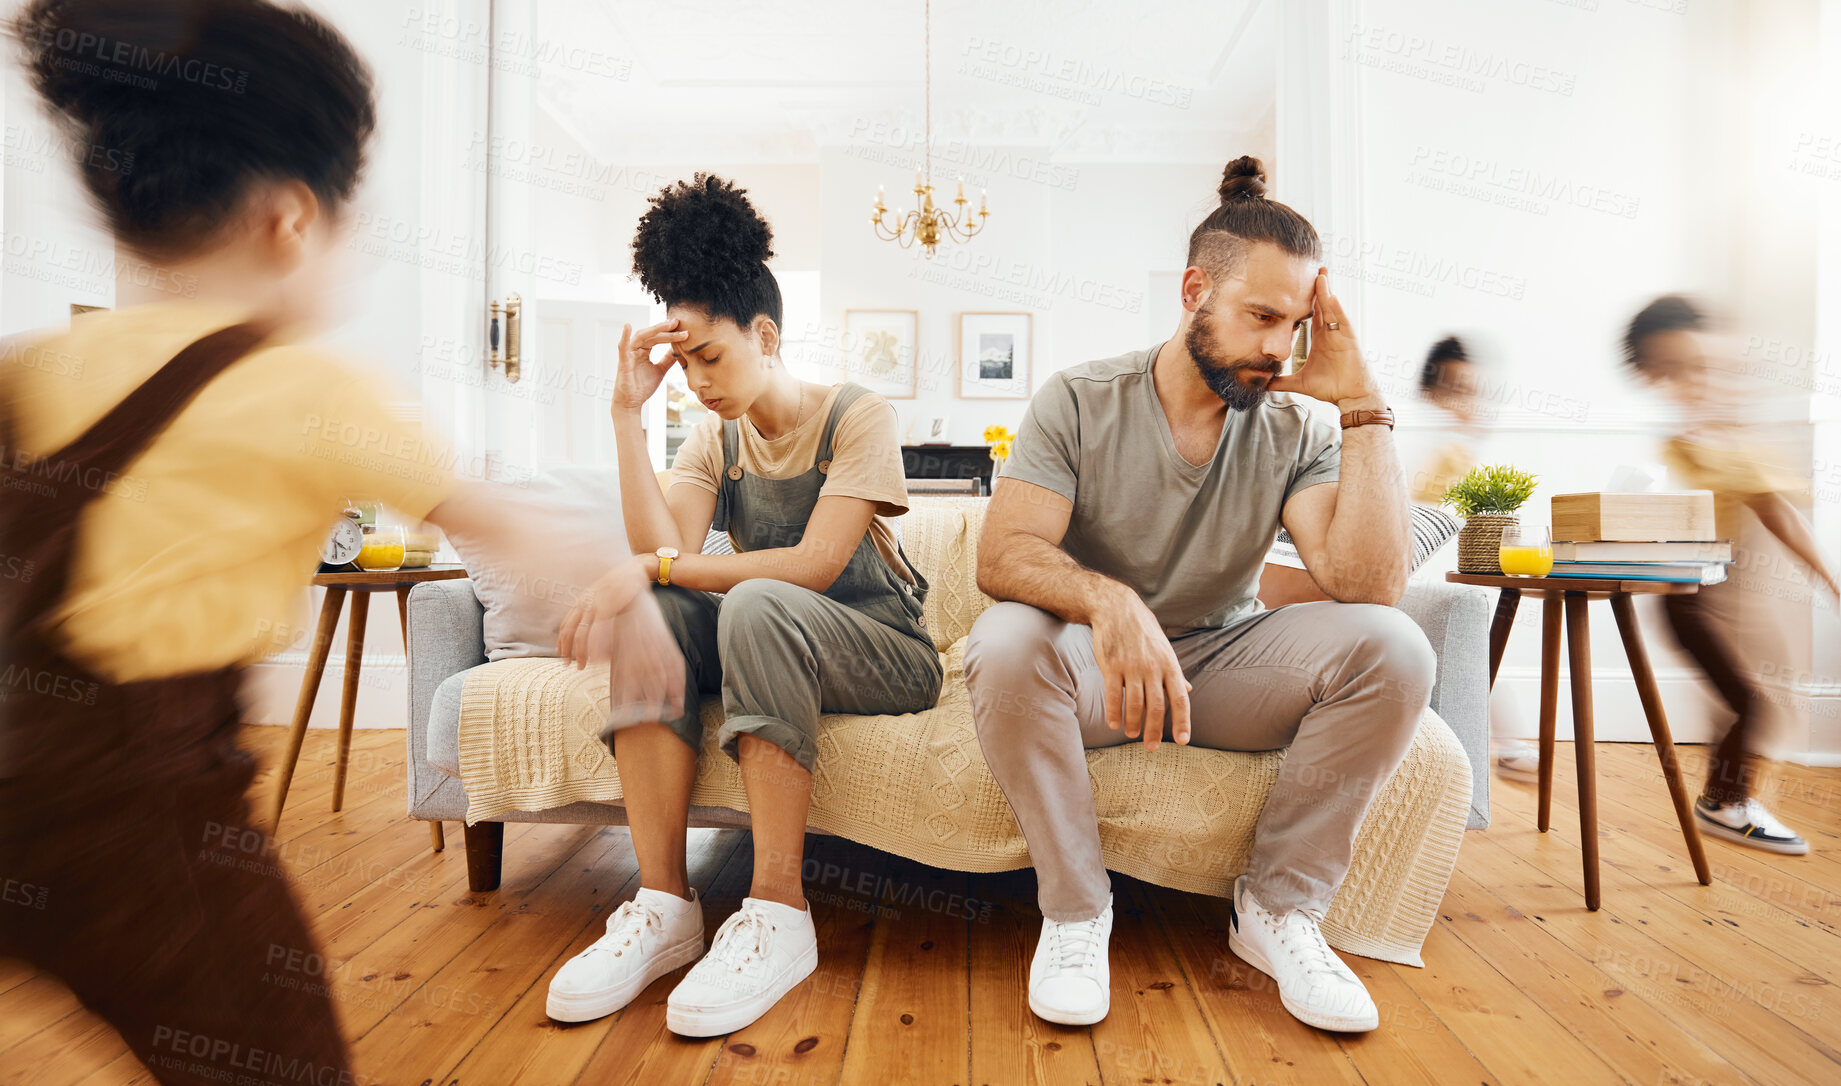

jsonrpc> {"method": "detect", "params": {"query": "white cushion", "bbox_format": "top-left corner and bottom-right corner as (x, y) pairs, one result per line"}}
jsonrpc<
(441, 465), (629, 661)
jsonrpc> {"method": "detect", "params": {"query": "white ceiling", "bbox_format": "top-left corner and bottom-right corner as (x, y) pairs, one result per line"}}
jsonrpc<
(530, 0), (1276, 163)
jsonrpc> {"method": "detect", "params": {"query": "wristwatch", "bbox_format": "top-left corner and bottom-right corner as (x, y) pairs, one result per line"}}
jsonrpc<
(1339, 406), (1396, 430)
(654, 547), (679, 586)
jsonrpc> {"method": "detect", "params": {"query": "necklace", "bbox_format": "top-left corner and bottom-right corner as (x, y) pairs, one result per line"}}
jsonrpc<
(753, 383), (812, 442)
(790, 383), (813, 430)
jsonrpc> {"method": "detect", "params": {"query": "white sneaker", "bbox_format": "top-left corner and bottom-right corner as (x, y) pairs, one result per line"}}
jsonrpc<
(1227, 876), (1378, 1032)
(1496, 741), (1540, 782)
(547, 887), (705, 1022)
(1026, 896), (1113, 1025)
(666, 897), (818, 1036)
(1696, 795), (1810, 855)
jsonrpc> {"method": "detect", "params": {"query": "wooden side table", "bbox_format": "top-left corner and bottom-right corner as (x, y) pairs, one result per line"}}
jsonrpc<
(270, 564), (468, 850)
(1447, 571), (1713, 910)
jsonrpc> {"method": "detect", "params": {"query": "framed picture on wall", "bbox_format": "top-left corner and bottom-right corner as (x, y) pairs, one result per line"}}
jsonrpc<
(957, 311), (1032, 399)
(842, 309), (919, 399)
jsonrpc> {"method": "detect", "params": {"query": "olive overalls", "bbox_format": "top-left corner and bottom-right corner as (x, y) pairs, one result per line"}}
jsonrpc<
(645, 383), (943, 770)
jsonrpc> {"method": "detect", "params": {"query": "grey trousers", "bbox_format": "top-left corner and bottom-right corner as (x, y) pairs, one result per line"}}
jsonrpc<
(651, 580), (944, 770)
(964, 600), (1436, 920)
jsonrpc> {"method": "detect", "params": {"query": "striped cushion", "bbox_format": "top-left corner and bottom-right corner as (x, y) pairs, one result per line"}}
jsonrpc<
(1268, 504), (1461, 571)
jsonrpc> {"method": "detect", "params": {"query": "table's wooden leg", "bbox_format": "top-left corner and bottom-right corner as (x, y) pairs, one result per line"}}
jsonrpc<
(429, 821), (445, 852)
(1564, 591), (1601, 910)
(1610, 593), (1712, 886)
(332, 591), (370, 813)
(272, 586), (347, 827)
(1488, 587), (1521, 689)
(1538, 591), (1562, 832)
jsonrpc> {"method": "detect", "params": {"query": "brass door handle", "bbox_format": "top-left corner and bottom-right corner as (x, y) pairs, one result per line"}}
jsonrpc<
(489, 293), (522, 382)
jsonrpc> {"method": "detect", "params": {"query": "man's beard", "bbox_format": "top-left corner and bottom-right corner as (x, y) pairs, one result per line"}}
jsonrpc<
(1186, 306), (1282, 412)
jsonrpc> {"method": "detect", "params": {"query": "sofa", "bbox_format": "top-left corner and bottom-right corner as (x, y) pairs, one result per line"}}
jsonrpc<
(405, 496), (1491, 966)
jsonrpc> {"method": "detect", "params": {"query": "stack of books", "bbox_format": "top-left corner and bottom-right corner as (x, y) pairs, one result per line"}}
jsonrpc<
(1548, 491), (1731, 584)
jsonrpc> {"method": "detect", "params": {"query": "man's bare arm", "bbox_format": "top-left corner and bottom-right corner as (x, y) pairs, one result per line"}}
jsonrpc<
(1267, 269), (1412, 605)
(1281, 438), (1412, 606)
(976, 478), (1130, 624)
(976, 477), (1191, 747)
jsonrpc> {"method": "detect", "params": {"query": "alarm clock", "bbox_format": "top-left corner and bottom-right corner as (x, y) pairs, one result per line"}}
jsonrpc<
(319, 509), (364, 572)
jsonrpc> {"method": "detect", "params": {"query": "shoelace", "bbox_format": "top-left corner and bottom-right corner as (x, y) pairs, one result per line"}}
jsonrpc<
(1268, 909), (1343, 981)
(593, 900), (664, 960)
(1049, 916), (1106, 973)
(705, 906), (774, 975)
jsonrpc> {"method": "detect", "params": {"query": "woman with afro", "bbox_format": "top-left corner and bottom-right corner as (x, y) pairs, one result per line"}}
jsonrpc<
(552, 173), (943, 1035)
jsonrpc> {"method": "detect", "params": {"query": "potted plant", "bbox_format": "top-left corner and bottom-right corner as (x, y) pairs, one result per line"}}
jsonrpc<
(1443, 464), (1539, 574)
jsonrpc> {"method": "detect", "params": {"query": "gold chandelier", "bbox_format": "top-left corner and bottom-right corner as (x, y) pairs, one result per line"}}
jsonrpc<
(870, 0), (989, 256)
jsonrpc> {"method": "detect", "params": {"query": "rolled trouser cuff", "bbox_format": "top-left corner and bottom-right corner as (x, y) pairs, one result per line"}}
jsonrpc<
(718, 714), (815, 772)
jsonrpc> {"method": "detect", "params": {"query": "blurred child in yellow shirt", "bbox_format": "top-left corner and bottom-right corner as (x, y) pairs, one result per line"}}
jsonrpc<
(1624, 296), (1838, 855)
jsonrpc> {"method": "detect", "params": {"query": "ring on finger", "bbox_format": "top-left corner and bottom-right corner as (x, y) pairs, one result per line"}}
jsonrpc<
(1326, 321), (1340, 330)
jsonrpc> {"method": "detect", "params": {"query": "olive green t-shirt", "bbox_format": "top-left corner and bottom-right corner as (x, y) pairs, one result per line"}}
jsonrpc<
(999, 342), (1341, 635)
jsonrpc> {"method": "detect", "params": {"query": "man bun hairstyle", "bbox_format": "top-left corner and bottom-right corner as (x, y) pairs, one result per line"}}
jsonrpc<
(1187, 155), (1322, 279)
(1623, 294), (1706, 374)
(10, 0), (376, 257)
(1421, 335), (1469, 391)
(631, 172), (783, 333)
(1217, 155), (1268, 201)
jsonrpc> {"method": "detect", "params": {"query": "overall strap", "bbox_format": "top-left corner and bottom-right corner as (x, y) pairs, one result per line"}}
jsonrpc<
(711, 417), (741, 532)
(0, 321), (273, 635)
(28, 322), (273, 498)
(815, 383), (872, 471)
(720, 416), (741, 476)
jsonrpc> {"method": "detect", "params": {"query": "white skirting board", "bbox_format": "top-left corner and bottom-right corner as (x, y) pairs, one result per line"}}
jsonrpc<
(1491, 666), (1841, 766)
(240, 655), (411, 731)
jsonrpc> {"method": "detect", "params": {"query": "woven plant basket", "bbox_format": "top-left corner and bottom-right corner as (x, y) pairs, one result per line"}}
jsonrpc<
(1457, 512), (1520, 574)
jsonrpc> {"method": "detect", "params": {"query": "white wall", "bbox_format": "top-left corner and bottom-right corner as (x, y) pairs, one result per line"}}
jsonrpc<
(1, 57), (116, 327)
(1345, 0), (1838, 758)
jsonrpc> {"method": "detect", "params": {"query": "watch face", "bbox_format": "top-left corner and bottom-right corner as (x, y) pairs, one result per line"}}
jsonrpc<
(657, 547), (680, 559)
(322, 517), (364, 563)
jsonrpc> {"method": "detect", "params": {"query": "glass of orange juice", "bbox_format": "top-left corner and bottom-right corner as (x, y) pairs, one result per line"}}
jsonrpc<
(356, 524), (406, 572)
(1498, 523), (1553, 576)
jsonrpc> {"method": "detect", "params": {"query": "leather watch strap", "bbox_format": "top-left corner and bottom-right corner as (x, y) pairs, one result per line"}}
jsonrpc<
(1339, 406), (1396, 430)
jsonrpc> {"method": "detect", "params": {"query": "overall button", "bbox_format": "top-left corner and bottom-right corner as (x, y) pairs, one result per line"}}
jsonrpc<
(817, 459), (832, 474)
(727, 465), (743, 481)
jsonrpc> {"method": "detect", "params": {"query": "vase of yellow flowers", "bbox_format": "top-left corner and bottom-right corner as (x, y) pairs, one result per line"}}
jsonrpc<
(983, 424), (1015, 464)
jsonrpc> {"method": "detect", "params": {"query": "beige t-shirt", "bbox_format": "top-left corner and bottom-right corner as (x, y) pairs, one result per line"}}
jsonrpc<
(671, 384), (914, 582)
(3, 300), (454, 682)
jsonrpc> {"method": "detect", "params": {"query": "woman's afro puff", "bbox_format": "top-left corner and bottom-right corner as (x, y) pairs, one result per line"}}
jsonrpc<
(630, 172), (781, 329)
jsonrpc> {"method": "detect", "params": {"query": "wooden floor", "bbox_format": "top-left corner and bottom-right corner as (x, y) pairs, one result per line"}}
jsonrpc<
(5, 725), (1840, 1086)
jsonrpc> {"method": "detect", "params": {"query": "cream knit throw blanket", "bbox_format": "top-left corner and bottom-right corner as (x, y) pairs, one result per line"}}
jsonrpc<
(457, 641), (1472, 966)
